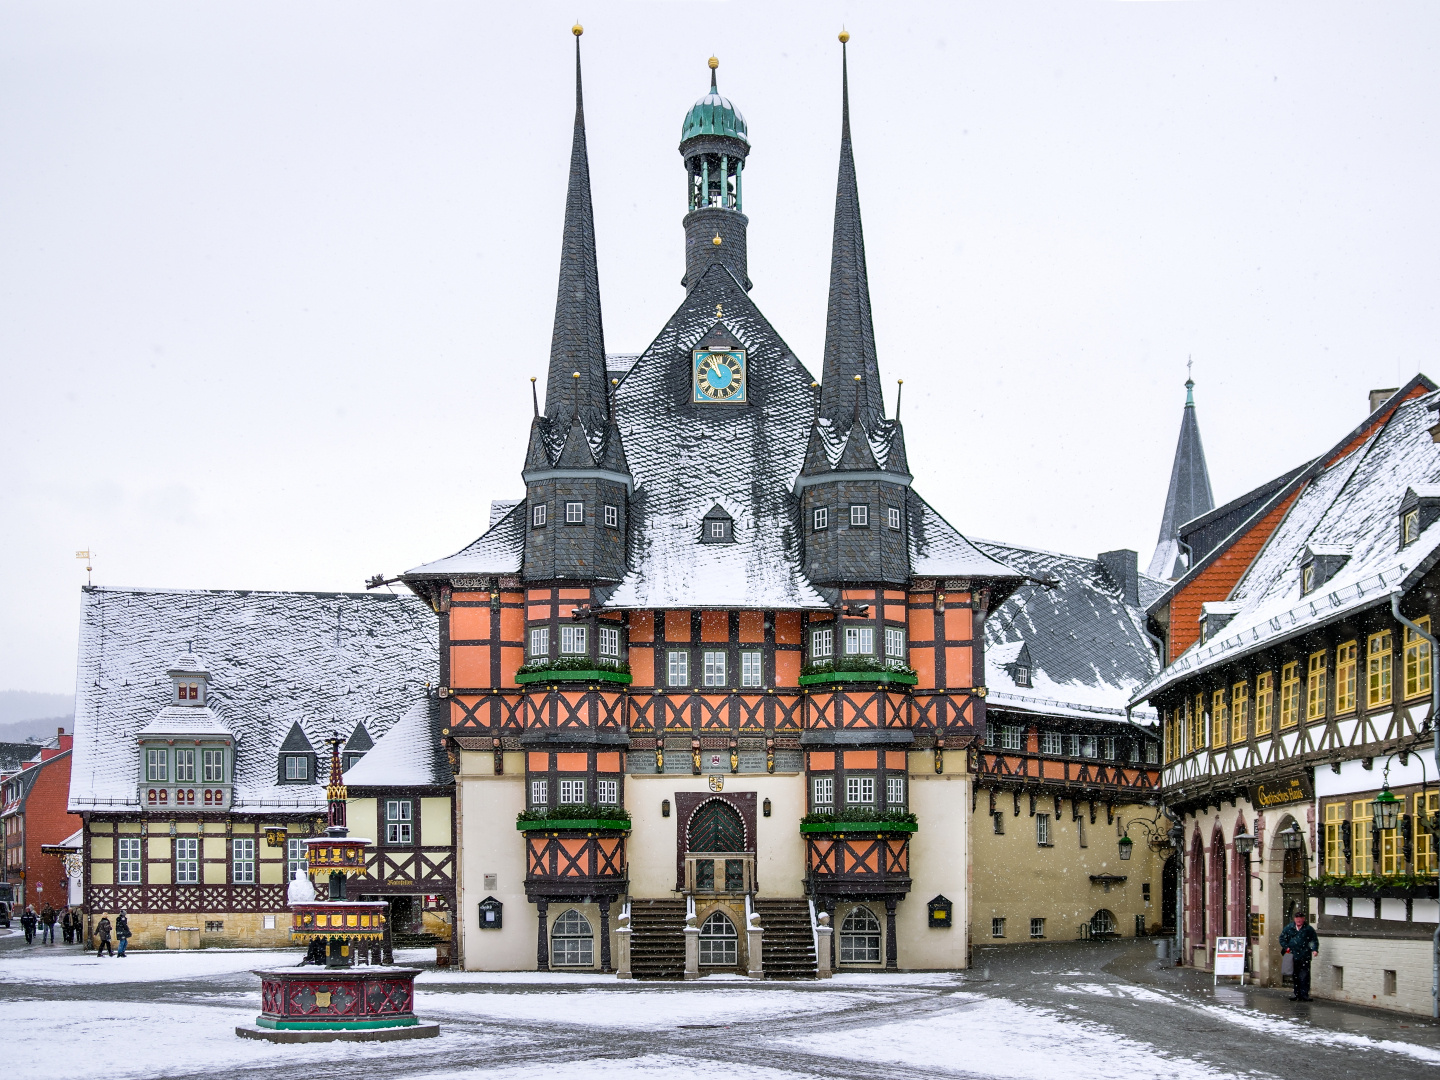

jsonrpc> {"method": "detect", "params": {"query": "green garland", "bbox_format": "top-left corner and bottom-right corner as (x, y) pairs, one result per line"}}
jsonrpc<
(801, 658), (916, 677)
(516, 804), (632, 824)
(515, 657), (631, 677)
(800, 808), (918, 826)
(1307, 872), (1438, 890)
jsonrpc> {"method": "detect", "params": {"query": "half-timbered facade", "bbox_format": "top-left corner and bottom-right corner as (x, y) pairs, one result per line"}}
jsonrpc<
(398, 36), (1031, 976)
(1134, 380), (1440, 1012)
(969, 542), (1168, 948)
(69, 586), (436, 948)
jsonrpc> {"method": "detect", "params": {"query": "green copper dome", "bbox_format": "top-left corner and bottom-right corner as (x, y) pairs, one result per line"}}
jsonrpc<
(681, 73), (749, 146)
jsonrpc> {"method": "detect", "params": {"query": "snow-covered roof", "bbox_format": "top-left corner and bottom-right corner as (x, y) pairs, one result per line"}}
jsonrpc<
(405, 501), (524, 579)
(1133, 387), (1440, 703)
(342, 697), (449, 787)
(70, 587), (437, 812)
(976, 539), (1162, 724)
(136, 707), (233, 739)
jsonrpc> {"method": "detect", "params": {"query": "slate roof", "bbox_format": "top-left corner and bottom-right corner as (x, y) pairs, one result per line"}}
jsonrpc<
(342, 697), (449, 788)
(70, 587), (437, 812)
(1133, 384), (1440, 702)
(976, 539), (1162, 723)
(1147, 379), (1215, 580)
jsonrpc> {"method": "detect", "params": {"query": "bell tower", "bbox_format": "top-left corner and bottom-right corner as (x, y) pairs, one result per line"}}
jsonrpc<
(679, 58), (752, 291)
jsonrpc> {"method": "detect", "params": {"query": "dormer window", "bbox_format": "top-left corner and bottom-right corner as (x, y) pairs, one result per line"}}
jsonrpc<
(1014, 665), (1032, 688)
(700, 504), (735, 544)
(1399, 485), (1440, 549)
(168, 653), (209, 707)
(1199, 602), (1241, 644)
(1404, 508), (1421, 546)
(283, 755), (309, 781)
(277, 721), (318, 785)
(1299, 545), (1351, 596)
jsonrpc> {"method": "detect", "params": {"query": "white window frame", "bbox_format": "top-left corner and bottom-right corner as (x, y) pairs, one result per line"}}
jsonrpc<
(551, 910), (594, 967)
(1145, 743), (1159, 765)
(1041, 732), (1062, 755)
(532, 503), (547, 527)
(1036, 814), (1052, 846)
(202, 748), (225, 783)
(603, 504), (618, 528)
(118, 837), (142, 884)
(1030, 917), (1045, 939)
(813, 507), (829, 531)
(667, 650), (690, 687)
(597, 779), (618, 805)
(811, 776), (834, 809)
(598, 626), (620, 657)
(845, 775), (875, 806)
(530, 779), (548, 807)
(1101, 737), (1116, 760)
(991, 917), (1006, 938)
(1001, 725), (1023, 751)
(708, 520), (726, 539)
(1079, 736), (1098, 759)
(385, 799), (413, 845)
(560, 625), (587, 655)
(884, 627), (906, 658)
(812, 628), (834, 661)
(286, 837), (307, 882)
(703, 651), (727, 687)
(741, 651), (763, 687)
(844, 627), (874, 656)
(146, 748), (168, 782)
(175, 837), (199, 884)
(886, 776), (905, 811)
(849, 504), (868, 526)
(887, 506), (902, 530)
(530, 626), (550, 659)
(175, 749), (196, 783)
(284, 755), (309, 781)
(232, 837), (256, 884)
(565, 501), (584, 524)
(559, 779), (586, 804)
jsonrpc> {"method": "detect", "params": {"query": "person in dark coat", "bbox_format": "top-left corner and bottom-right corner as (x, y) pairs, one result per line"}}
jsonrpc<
(95, 915), (113, 957)
(1278, 910), (1320, 1001)
(114, 910), (131, 957)
(40, 903), (56, 945)
(60, 907), (73, 944)
(20, 905), (37, 944)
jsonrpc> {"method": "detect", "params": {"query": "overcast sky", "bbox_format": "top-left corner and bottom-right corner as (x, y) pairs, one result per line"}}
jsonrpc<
(3, 1), (1438, 694)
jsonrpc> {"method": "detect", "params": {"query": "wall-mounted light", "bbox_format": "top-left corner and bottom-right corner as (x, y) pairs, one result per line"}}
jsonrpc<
(763, 798), (772, 818)
(661, 799), (671, 818)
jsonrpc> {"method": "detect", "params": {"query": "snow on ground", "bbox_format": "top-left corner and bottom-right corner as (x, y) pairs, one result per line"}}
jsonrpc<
(1182, 998), (1440, 1065)
(0, 946), (436, 986)
(782, 993), (1235, 1080)
(422, 1055), (821, 1080)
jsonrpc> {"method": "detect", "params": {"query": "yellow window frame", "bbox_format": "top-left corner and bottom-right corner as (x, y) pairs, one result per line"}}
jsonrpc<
(1351, 800), (1373, 876)
(1279, 662), (1300, 729)
(1255, 672), (1273, 735)
(1368, 630), (1393, 709)
(1323, 803), (1345, 876)
(1212, 690), (1228, 748)
(1416, 791), (1439, 876)
(1404, 616), (1432, 699)
(1231, 681), (1249, 742)
(1306, 650), (1327, 722)
(1335, 640), (1357, 714)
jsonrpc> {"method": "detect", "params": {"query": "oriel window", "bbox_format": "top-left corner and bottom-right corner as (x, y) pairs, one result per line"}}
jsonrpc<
(845, 776), (875, 805)
(597, 779), (618, 805)
(146, 748), (168, 782)
(811, 628), (834, 661)
(811, 776), (834, 809)
(844, 627), (874, 655)
(530, 779), (548, 807)
(560, 626), (587, 655)
(885, 776), (906, 810)
(175, 749), (196, 783)
(559, 779), (585, 804)
(529, 627), (550, 659)
(598, 625), (621, 658)
(884, 627), (906, 659)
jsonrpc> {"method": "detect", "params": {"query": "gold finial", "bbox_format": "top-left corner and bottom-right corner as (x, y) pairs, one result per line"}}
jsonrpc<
(611, 377), (619, 386)
(712, 233), (723, 246)
(708, 55), (719, 70)
(572, 23), (583, 37)
(530, 376), (537, 383)
(839, 29), (850, 44)
(897, 379), (903, 385)
(716, 303), (724, 318)
(573, 371), (581, 378)
(853, 374), (862, 382)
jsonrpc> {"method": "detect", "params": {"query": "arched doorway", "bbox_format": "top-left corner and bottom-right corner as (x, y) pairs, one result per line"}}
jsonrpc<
(839, 906), (882, 965)
(1090, 909), (1117, 938)
(687, 799), (748, 892)
(1278, 816), (1309, 923)
(1161, 854), (1179, 934)
(698, 911), (738, 968)
(551, 909), (594, 968)
(1213, 830), (1229, 938)
(1192, 834), (1207, 947)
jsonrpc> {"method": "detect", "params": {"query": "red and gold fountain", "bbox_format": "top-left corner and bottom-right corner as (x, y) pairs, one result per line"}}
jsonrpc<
(236, 737), (439, 1042)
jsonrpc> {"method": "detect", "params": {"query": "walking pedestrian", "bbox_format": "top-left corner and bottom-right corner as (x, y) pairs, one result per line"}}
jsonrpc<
(114, 910), (131, 957)
(95, 915), (113, 958)
(40, 903), (56, 944)
(1279, 909), (1319, 1001)
(60, 907), (73, 945)
(20, 905), (37, 945)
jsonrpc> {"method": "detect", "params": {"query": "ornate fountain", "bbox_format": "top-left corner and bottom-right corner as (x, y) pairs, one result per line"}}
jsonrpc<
(236, 738), (438, 1042)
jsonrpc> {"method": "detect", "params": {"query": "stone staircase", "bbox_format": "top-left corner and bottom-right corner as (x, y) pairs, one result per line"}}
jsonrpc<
(628, 898), (687, 980)
(755, 899), (817, 979)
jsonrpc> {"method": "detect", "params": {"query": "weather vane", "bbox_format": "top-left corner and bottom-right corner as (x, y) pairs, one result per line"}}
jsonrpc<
(75, 548), (95, 586)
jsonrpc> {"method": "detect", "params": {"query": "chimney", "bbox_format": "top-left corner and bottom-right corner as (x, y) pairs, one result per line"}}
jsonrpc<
(1099, 549), (1140, 607)
(1369, 388), (1399, 415)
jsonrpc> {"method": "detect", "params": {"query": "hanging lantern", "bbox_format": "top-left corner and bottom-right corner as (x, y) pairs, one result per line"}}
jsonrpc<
(1234, 832), (1256, 856)
(1277, 821), (1305, 851)
(1371, 784), (1402, 832)
(1118, 834), (1134, 861)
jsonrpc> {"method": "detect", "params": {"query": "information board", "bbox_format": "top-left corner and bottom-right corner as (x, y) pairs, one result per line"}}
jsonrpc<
(1214, 936), (1247, 983)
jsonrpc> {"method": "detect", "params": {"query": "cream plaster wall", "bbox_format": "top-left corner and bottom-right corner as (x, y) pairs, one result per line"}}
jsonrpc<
(422, 797), (452, 847)
(349, 798), (378, 840)
(458, 750), (533, 971)
(901, 751), (971, 969)
(969, 795), (1162, 948)
(624, 772), (807, 898)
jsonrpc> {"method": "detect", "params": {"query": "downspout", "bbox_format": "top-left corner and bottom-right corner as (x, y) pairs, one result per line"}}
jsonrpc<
(1389, 590), (1439, 1021)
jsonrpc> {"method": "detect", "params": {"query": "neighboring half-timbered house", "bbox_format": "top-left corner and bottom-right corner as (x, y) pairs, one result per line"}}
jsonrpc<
(343, 697), (457, 960)
(69, 586), (436, 948)
(1133, 380), (1440, 1014)
(969, 543), (1167, 949)
(396, 36), (1033, 976)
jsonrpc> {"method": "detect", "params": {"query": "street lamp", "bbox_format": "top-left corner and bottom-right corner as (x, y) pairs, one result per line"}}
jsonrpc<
(1234, 831), (1256, 856)
(1371, 784), (1402, 832)
(1277, 821), (1304, 851)
(1118, 834), (1134, 861)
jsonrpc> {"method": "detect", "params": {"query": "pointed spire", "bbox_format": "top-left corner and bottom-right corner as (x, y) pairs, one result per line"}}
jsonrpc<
(543, 27), (609, 434)
(818, 33), (885, 431)
(1147, 370), (1216, 580)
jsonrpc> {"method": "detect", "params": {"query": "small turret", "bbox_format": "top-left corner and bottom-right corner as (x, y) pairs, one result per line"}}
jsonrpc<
(680, 57), (752, 291)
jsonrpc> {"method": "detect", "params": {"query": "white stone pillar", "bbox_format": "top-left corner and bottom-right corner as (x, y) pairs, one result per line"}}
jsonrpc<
(684, 924), (701, 980)
(816, 912), (833, 979)
(747, 925), (764, 979)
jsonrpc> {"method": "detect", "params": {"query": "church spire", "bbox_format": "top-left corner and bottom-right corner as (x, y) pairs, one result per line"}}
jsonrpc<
(543, 25), (609, 433)
(1147, 367), (1216, 580)
(818, 32), (885, 431)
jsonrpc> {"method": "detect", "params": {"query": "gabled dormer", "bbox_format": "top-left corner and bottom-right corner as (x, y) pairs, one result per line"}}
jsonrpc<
(700, 503), (736, 544)
(170, 653), (209, 706)
(990, 639), (1033, 689)
(342, 722), (373, 772)
(277, 721), (317, 785)
(1199, 601), (1241, 644)
(1300, 544), (1351, 595)
(1399, 485), (1440, 548)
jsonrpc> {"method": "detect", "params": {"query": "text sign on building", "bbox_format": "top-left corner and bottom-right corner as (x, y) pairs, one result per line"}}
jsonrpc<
(1250, 773), (1313, 809)
(1214, 936), (1246, 977)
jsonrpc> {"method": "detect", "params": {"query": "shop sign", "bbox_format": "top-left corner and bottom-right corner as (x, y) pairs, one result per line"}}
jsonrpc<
(1250, 773), (1312, 809)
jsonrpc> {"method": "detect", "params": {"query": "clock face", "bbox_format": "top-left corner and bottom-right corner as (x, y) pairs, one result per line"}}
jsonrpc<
(693, 349), (747, 403)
